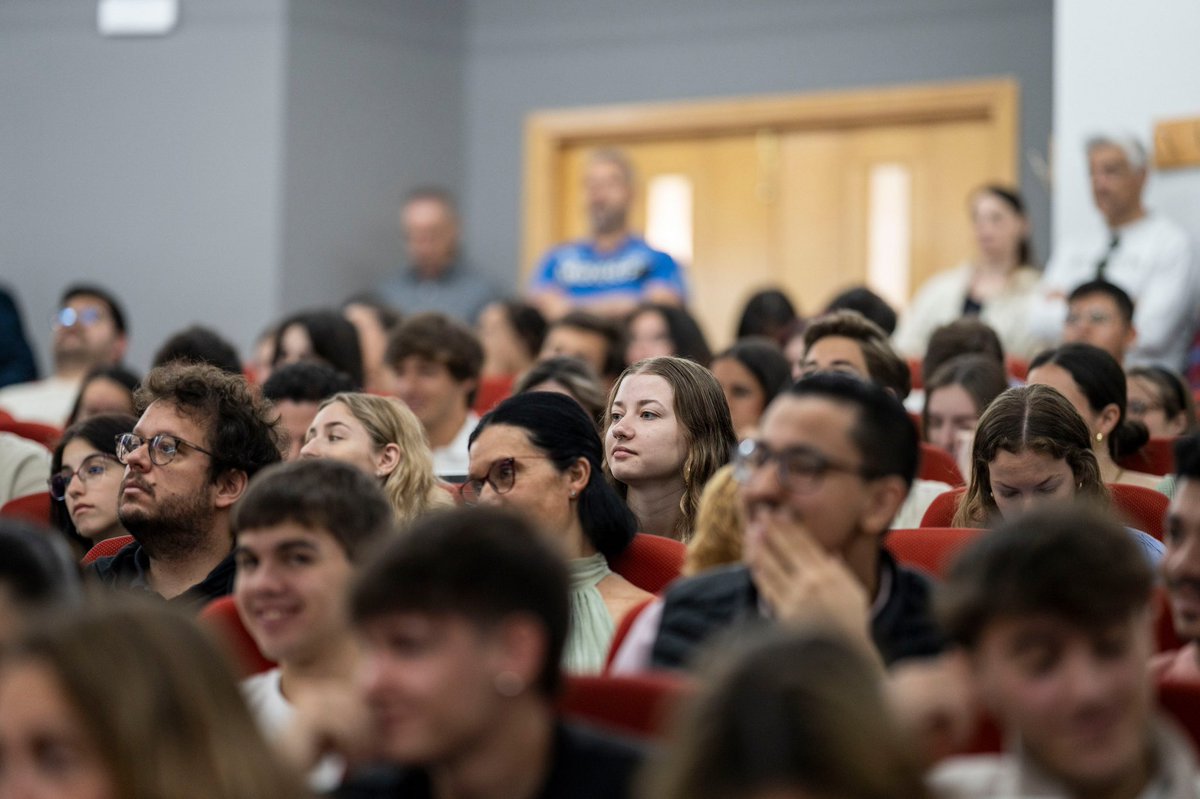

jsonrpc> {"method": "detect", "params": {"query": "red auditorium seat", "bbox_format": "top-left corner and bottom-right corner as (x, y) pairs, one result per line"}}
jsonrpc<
(559, 672), (693, 739)
(907, 358), (924, 391)
(919, 443), (964, 487)
(920, 487), (965, 528)
(1117, 437), (1177, 477)
(473, 374), (515, 416)
(609, 534), (685, 594)
(199, 596), (276, 677)
(885, 527), (981, 579)
(1158, 679), (1200, 756)
(1109, 483), (1169, 541)
(1005, 355), (1028, 383)
(0, 411), (62, 450)
(0, 491), (52, 527)
(81, 534), (134, 565)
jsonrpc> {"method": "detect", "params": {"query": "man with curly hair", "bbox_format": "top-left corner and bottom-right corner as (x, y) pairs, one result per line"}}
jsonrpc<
(89, 362), (283, 607)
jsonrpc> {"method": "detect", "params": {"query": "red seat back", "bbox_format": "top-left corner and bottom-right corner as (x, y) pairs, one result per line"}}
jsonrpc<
(919, 443), (964, 487)
(1159, 679), (1200, 755)
(559, 672), (693, 739)
(885, 528), (981, 579)
(1005, 355), (1028, 383)
(473, 374), (515, 416)
(908, 358), (924, 391)
(609, 534), (685, 594)
(1117, 437), (1177, 477)
(81, 534), (135, 565)
(198, 596), (276, 677)
(0, 492), (52, 526)
(1108, 482), (1169, 541)
(920, 487), (966, 528)
(0, 411), (62, 450)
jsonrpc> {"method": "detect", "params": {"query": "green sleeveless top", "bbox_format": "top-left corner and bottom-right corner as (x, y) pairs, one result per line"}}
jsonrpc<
(563, 554), (616, 674)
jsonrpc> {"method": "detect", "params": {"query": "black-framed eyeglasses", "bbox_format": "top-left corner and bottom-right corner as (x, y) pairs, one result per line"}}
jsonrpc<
(47, 453), (120, 500)
(458, 456), (552, 505)
(52, 307), (105, 329)
(115, 433), (215, 467)
(731, 439), (877, 494)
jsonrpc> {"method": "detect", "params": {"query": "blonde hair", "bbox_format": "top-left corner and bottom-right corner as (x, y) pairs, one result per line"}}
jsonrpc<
(320, 392), (453, 524)
(684, 464), (744, 575)
(603, 356), (736, 540)
(1, 599), (306, 799)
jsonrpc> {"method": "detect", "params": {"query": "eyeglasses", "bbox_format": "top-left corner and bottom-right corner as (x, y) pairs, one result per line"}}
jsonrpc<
(732, 439), (876, 494)
(47, 453), (120, 500)
(115, 433), (215, 467)
(1127, 400), (1163, 417)
(458, 456), (552, 505)
(52, 307), (106, 329)
(1065, 310), (1118, 327)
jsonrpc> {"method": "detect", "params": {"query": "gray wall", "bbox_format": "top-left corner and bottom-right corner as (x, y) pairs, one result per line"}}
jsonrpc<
(279, 0), (466, 312)
(461, 0), (1055, 293)
(0, 0), (288, 374)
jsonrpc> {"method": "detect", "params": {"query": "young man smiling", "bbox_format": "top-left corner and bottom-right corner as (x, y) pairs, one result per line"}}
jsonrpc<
(233, 458), (394, 792)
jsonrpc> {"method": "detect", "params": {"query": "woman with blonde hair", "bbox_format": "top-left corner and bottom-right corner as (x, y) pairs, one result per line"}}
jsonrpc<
(604, 356), (737, 540)
(951, 385), (1163, 561)
(683, 464), (744, 575)
(0, 600), (307, 799)
(300, 392), (452, 524)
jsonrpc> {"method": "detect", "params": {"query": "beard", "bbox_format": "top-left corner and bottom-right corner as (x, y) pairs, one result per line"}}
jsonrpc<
(118, 489), (216, 562)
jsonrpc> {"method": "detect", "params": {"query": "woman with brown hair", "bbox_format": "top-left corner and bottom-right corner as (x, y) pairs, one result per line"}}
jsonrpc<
(643, 628), (931, 799)
(951, 385), (1164, 562)
(604, 356), (737, 540)
(300, 392), (452, 524)
(0, 600), (307, 799)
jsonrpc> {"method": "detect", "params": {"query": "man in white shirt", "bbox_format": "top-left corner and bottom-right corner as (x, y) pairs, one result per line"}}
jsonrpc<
(0, 284), (128, 426)
(1030, 134), (1197, 370)
(386, 313), (483, 481)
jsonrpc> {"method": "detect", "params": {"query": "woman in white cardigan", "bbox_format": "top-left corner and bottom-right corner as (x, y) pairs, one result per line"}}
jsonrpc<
(894, 186), (1043, 361)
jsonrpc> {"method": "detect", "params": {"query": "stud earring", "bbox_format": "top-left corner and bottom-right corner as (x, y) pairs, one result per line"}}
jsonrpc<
(1095, 432), (1104, 444)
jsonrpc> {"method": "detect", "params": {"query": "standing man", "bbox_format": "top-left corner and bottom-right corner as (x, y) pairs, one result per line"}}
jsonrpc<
(0, 284), (128, 426)
(90, 362), (283, 608)
(1030, 134), (1197, 370)
(528, 149), (687, 320)
(376, 187), (499, 323)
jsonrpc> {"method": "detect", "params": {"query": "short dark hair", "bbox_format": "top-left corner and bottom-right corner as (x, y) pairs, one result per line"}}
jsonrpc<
(386, 312), (484, 403)
(787, 372), (918, 488)
(65, 365), (140, 427)
(233, 460), (394, 562)
(736, 289), (798, 343)
(552, 311), (626, 380)
(1029, 343), (1147, 459)
(937, 503), (1153, 648)
(152, 325), (242, 376)
(272, 309), (364, 389)
(823, 287), (896, 336)
(1174, 433), (1200, 480)
(135, 362), (283, 481)
(261, 361), (357, 405)
(350, 506), (569, 696)
(629, 304), (712, 366)
(489, 300), (548, 362)
(923, 319), (1005, 385)
(342, 293), (403, 333)
(714, 337), (793, 404)
(1068, 279), (1135, 324)
(0, 519), (81, 609)
(61, 284), (127, 336)
(471, 392), (637, 559)
(803, 310), (911, 400)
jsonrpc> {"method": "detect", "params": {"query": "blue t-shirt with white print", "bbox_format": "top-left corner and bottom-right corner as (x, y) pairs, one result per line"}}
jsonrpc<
(530, 236), (686, 305)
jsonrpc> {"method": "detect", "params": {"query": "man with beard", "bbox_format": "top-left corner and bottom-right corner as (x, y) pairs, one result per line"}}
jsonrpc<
(88, 362), (283, 608)
(528, 149), (687, 321)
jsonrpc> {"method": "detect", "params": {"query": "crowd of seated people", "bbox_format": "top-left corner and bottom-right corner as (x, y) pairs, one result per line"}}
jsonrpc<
(0, 129), (1199, 798)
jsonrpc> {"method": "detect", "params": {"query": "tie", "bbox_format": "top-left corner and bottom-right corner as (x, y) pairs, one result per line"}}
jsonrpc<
(1096, 233), (1120, 279)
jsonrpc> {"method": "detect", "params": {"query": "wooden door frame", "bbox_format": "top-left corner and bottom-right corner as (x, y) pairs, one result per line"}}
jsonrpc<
(521, 77), (1019, 276)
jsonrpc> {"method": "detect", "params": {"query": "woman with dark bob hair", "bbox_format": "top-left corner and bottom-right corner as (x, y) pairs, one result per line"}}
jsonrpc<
(1027, 342), (1160, 490)
(624, 303), (712, 367)
(465, 391), (651, 673)
(709, 337), (792, 440)
(272, 308), (364, 388)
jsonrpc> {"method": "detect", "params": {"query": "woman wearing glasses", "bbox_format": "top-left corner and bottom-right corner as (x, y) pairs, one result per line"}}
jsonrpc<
(48, 413), (136, 556)
(299, 392), (452, 525)
(465, 391), (651, 673)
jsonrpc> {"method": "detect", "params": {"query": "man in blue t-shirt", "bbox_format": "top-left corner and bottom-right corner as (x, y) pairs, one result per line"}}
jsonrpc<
(528, 149), (687, 320)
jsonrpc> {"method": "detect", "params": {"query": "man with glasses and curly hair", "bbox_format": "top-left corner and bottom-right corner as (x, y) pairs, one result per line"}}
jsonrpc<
(612, 373), (943, 673)
(88, 362), (283, 608)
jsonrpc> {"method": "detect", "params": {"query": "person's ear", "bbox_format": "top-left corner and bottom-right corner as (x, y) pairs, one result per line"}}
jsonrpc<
(565, 456), (590, 498)
(213, 468), (249, 510)
(1096, 402), (1121, 437)
(376, 442), (403, 478)
(861, 475), (909, 537)
(489, 615), (547, 696)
